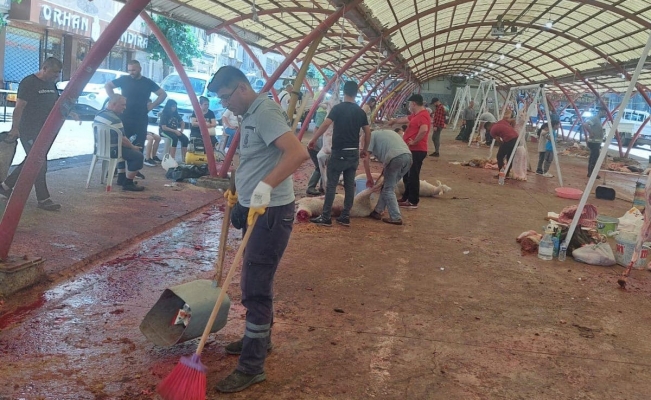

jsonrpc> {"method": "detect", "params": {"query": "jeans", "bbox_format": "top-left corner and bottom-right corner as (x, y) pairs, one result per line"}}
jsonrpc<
(224, 127), (237, 147)
(587, 142), (601, 176)
(462, 120), (475, 140)
(322, 149), (359, 220)
(118, 147), (145, 172)
(401, 151), (427, 205)
(4, 137), (50, 201)
(376, 153), (412, 220)
(431, 126), (442, 153)
(306, 148), (322, 191)
(496, 138), (517, 174)
(536, 151), (553, 173)
(237, 202), (294, 375)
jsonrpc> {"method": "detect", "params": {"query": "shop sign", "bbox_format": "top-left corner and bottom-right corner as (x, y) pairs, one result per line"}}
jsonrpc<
(40, 4), (89, 33)
(119, 31), (148, 50)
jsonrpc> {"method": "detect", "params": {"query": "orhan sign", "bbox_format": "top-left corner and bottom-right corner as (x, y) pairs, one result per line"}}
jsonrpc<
(40, 4), (89, 34)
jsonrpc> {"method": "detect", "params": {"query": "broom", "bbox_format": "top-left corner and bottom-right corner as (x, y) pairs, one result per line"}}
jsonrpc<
(157, 213), (259, 400)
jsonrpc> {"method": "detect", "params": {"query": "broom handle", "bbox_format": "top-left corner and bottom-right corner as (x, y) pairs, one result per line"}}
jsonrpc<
(196, 213), (259, 355)
(215, 172), (236, 286)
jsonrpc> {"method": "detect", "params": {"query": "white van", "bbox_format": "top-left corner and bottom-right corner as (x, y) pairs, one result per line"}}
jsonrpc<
(606, 109), (651, 147)
(148, 72), (226, 124)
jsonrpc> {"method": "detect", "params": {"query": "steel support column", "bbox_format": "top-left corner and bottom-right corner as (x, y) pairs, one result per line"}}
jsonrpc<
(286, 33), (323, 126)
(225, 26), (279, 102)
(217, 2), (360, 178)
(0, 0), (151, 260)
(141, 11), (218, 176)
(295, 36), (383, 141)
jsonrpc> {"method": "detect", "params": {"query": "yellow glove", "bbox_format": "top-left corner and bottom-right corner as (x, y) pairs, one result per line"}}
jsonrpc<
(247, 207), (266, 226)
(224, 189), (238, 208)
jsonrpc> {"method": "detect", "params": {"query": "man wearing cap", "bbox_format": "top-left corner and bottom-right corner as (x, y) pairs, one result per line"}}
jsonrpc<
(388, 94), (431, 209)
(429, 98), (445, 157)
(308, 81), (371, 227)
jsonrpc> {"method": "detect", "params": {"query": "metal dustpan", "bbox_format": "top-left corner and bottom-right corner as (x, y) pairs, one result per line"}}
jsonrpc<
(139, 279), (231, 347)
(140, 172), (236, 347)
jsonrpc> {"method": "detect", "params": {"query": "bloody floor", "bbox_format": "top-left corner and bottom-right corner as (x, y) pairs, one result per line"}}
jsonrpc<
(1, 128), (651, 399)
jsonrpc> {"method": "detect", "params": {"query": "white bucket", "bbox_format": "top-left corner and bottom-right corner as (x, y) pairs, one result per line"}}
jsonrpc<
(355, 178), (367, 195)
(614, 233), (650, 269)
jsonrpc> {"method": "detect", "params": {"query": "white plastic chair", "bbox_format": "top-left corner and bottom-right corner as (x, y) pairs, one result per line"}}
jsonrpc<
(86, 122), (123, 192)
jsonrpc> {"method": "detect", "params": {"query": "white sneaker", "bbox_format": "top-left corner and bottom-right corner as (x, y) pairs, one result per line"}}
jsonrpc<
(542, 172), (554, 178)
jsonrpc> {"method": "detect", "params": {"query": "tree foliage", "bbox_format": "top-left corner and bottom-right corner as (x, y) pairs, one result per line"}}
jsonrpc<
(147, 15), (201, 69)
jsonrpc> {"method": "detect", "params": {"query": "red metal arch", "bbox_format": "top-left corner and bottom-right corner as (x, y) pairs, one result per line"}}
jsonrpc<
(268, 33), (361, 54)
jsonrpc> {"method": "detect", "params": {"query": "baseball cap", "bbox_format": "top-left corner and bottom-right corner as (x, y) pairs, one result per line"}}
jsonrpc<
(407, 94), (423, 105)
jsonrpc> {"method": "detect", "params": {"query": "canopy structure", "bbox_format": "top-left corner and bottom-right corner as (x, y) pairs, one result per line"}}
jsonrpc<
(138, 0), (651, 94)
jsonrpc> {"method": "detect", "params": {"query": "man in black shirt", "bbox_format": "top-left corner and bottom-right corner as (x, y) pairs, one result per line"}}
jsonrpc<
(105, 60), (166, 151)
(0, 57), (63, 210)
(308, 81), (370, 227)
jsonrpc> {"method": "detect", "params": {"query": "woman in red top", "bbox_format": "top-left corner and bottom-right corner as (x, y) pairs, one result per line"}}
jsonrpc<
(388, 94), (431, 208)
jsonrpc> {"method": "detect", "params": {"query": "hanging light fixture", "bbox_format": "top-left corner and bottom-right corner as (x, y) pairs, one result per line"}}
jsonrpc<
(489, 63), (493, 68)
(545, 21), (553, 29)
(515, 42), (521, 49)
(500, 54), (505, 60)
(357, 33), (364, 44)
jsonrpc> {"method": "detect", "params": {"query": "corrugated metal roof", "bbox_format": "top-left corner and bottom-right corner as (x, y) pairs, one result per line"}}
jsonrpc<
(141, 0), (651, 93)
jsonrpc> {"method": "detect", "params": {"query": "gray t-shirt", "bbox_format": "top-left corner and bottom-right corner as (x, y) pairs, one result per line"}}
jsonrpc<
(586, 115), (604, 143)
(237, 94), (294, 207)
(478, 112), (497, 122)
(463, 106), (477, 120)
(367, 129), (411, 165)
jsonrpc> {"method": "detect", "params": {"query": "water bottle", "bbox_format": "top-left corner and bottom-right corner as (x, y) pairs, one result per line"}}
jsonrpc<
(558, 245), (567, 262)
(188, 141), (195, 153)
(552, 228), (560, 257)
(498, 167), (506, 185)
(538, 229), (554, 261)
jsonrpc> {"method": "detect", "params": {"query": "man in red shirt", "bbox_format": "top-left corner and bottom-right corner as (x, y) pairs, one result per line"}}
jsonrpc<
(388, 94), (431, 209)
(429, 97), (445, 157)
(490, 110), (520, 176)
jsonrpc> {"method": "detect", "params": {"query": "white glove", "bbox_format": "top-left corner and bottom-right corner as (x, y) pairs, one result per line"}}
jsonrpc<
(250, 181), (273, 209)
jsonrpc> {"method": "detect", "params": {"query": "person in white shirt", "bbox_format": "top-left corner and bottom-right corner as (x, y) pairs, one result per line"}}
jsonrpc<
(221, 108), (239, 148)
(277, 83), (293, 112)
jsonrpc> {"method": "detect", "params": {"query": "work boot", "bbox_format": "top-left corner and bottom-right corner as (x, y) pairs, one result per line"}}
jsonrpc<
(136, 172), (146, 179)
(122, 180), (144, 192)
(37, 199), (61, 211)
(215, 370), (266, 393)
(336, 216), (350, 227)
(310, 215), (332, 227)
(382, 217), (403, 225)
(225, 338), (273, 355)
(369, 210), (382, 220)
(306, 188), (321, 197)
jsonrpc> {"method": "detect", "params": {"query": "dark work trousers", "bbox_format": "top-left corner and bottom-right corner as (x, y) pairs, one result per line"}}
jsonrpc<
(322, 149), (359, 220)
(306, 148), (322, 191)
(462, 120), (475, 141)
(496, 138), (518, 175)
(431, 126), (442, 153)
(4, 136), (51, 201)
(587, 142), (601, 176)
(237, 202), (295, 375)
(400, 150), (427, 205)
(121, 114), (149, 151)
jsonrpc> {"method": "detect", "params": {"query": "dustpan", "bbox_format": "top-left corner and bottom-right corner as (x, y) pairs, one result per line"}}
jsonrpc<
(139, 280), (231, 347)
(140, 172), (236, 347)
(595, 174), (616, 200)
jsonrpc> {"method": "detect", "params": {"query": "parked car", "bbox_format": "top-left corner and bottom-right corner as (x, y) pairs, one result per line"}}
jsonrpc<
(148, 72), (226, 124)
(607, 109), (651, 147)
(560, 109), (579, 123)
(57, 69), (129, 111)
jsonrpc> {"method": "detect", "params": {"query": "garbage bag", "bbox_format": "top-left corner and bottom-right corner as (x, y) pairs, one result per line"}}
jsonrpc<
(572, 242), (616, 266)
(165, 164), (209, 182)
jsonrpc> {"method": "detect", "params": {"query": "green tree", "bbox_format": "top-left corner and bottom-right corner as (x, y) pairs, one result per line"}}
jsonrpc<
(146, 15), (201, 72)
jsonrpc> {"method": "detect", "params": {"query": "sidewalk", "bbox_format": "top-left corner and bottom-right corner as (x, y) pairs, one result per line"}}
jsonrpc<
(0, 158), (223, 280)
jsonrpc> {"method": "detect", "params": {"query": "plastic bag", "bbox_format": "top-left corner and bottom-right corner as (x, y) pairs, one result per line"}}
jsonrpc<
(161, 153), (178, 171)
(618, 207), (644, 234)
(572, 242), (616, 266)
